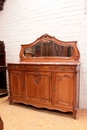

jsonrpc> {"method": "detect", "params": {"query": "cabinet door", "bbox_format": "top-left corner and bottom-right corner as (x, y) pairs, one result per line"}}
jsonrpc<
(25, 71), (51, 105)
(52, 73), (74, 109)
(9, 70), (23, 98)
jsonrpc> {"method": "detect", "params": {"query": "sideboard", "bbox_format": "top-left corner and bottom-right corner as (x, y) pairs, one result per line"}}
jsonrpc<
(7, 34), (80, 119)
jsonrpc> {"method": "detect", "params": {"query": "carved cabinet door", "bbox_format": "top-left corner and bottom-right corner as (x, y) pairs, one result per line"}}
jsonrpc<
(52, 72), (74, 109)
(24, 71), (52, 106)
(9, 70), (23, 98)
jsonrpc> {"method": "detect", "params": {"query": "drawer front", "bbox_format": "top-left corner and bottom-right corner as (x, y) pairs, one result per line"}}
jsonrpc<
(8, 64), (76, 72)
(55, 65), (76, 72)
(8, 64), (23, 70)
(24, 65), (51, 71)
(23, 65), (76, 72)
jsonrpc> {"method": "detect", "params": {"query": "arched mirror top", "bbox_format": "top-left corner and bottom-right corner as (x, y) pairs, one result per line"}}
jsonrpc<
(20, 34), (80, 62)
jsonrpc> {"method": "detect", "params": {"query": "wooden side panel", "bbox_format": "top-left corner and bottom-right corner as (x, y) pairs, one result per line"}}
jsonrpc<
(9, 71), (23, 98)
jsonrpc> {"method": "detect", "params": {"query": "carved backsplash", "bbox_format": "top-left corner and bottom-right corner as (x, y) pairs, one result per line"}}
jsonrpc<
(20, 34), (80, 62)
(0, 0), (5, 11)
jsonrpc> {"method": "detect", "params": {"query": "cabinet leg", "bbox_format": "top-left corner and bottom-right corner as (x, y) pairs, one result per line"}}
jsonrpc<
(9, 97), (13, 105)
(9, 99), (12, 105)
(9, 98), (15, 105)
(73, 109), (77, 119)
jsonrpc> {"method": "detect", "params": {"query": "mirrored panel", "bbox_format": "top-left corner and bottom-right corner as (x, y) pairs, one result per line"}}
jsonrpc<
(24, 41), (74, 58)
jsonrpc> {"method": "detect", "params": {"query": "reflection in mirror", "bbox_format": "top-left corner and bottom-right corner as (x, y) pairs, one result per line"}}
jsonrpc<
(24, 41), (74, 58)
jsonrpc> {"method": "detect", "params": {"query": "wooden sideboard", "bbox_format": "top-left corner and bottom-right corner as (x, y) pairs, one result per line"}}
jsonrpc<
(7, 34), (80, 118)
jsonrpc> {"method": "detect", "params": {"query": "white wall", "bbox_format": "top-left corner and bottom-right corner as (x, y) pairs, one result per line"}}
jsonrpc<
(0, 0), (87, 109)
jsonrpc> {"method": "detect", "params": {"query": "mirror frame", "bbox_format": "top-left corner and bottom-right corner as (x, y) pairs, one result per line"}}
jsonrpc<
(20, 34), (80, 62)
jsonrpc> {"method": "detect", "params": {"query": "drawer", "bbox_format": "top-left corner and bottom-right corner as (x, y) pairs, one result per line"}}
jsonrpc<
(7, 64), (76, 72)
(23, 65), (76, 72)
(23, 65), (52, 71)
(56, 65), (76, 72)
(8, 64), (23, 70)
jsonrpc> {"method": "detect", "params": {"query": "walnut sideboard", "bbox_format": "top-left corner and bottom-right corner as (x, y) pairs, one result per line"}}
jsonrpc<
(7, 34), (80, 119)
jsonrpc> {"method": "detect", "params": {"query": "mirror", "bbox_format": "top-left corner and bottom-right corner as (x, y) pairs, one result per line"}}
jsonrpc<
(24, 41), (74, 58)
